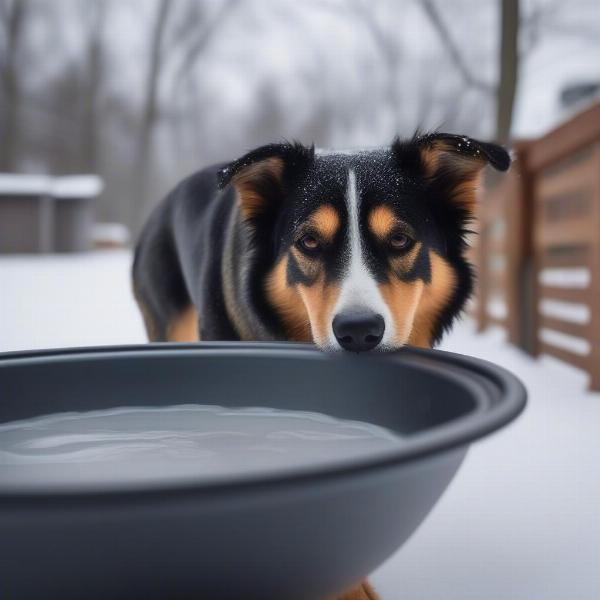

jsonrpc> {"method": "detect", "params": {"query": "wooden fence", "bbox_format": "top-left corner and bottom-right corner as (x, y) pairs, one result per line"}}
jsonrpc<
(473, 102), (600, 390)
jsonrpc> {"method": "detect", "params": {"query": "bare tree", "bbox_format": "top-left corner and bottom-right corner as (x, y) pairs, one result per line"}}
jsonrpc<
(0, 0), (28, 171)
(346, 0), (403, 132)
(171, 0), (241, 96)
(131, 0), (242, 229)
(421, 0), (520, 144)
(166, 0), (241, 167)
(421, 0), (494, 94)
(80, 0), (108, 173)
(131, 0), (172, 228)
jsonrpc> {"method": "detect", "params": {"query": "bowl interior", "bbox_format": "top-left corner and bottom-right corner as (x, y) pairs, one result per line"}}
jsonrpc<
(0, 345), (477, 436)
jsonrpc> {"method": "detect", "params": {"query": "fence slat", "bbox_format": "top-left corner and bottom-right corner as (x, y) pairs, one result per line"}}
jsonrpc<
(487, 315), (507, 328)
(539, 342), (589, 371)
(536, 217), (595, 247)
(486, 236), (506, 254)
(539, 316), (589, 339)
(527, 103), (600, 171)
(539, 285), (590, 304)
(536, 153), (597, 198)
(475, 104), (600, 389)
(488, 272), (508, 295)
(539, 246), (590, 269)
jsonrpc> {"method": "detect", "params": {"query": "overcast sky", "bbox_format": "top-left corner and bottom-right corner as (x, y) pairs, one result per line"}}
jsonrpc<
(2, 0), (599, 224)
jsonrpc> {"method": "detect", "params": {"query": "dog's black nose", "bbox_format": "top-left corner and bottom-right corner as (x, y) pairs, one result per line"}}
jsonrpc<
(332, 312), (385, 352)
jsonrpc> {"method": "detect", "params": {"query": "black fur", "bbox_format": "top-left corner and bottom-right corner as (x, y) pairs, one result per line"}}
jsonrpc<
(133, 134), (510, 347)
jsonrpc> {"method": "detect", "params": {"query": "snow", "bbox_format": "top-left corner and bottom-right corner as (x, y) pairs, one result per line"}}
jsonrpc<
(486, 296), (508, 320)
(0, 174), (50, 195)
(0, 251), (145, 351)
(0, 174), (103, 198)
(1, 252), (599, 599)
(373, 323), (600, 600)
(539, 298), (590, 324)
(539, 327), (590, 356)
(92, 223), (131, 247)
(51, 176), (104, 198)
(539, 267), (591, 288)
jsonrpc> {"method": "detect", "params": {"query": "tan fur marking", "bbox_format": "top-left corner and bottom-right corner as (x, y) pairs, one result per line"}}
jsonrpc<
(222, 205), (256, 340)
(335, 581), (380, 600)
(133, 284), (161, 341)
(368, 205), (396, 240)
(420, 141), (486, 211)
(420, 145), (443, 177)
(265, 253), (341, 345)
(265, 255), (312, 342)
(166, 305), (200, 343)
(378, 278), (424, 346)
(450, 175), (482, 212)
(421, 140), (476, 178)
(297, 275), (341, 346)
(232, 157), (284, 220)
(310, 204), (340, 241)
(409, 250), (457, 347)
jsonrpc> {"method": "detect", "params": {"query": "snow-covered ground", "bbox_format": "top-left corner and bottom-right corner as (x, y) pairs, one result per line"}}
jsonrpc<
(1, 250), (599, 599)
(0, 250), (146, 350)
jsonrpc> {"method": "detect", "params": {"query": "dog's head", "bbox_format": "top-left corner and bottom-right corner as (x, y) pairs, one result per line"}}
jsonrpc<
(218, 134), (509, 351)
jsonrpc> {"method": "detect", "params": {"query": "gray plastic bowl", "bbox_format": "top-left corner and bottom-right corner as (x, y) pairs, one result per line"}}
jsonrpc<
(0, 343), (525, 600)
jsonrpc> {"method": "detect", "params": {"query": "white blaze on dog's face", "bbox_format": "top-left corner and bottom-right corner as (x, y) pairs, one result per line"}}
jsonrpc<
(220, 136), (510, 351)
(326, 168), (395, 351)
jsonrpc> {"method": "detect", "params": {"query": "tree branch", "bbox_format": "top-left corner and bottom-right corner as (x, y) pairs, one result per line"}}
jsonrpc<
(172, 0), (241, 92)
(421, 0), (494, 93)
(131, 0), (172, 228)
(0, 0), (10, 29)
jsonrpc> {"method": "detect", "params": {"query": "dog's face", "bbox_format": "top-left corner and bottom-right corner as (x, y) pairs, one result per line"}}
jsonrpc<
(218, 134), (509, 351)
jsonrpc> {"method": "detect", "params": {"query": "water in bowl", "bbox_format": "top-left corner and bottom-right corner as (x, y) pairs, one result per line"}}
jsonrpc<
(0, 405), (400, 490)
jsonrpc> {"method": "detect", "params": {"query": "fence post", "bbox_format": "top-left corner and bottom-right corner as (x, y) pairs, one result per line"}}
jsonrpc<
(475, 196), (489, 332)
(589, 141), (600, 390)
(504, 158), (521, 347)
(512, 142), (537, 355)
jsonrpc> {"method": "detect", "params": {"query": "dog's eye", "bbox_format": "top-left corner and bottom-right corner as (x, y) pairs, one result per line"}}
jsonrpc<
(389, 233), (413, 251)
(297, 234), (321, 254)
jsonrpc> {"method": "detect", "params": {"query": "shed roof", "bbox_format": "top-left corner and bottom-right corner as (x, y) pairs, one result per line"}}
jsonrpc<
(0, 174), (104, 198)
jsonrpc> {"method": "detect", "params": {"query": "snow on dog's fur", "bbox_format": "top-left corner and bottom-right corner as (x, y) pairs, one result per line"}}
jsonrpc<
(134, 133), (509, 352)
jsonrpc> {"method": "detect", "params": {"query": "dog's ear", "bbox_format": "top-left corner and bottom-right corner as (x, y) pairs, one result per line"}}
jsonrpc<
(217, 142), (314, 222)
(394, 132), (510, 213)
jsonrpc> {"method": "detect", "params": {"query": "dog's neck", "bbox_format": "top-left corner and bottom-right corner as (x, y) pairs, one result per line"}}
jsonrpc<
(221, 204), (285, 342)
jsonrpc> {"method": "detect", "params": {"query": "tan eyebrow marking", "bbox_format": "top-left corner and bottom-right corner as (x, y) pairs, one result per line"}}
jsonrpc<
(368, 205), (397, 239)
(309, 204), (340, 241)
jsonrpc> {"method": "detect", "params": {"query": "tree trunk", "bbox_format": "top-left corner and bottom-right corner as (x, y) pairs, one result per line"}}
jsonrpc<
(132, 0), (170, 231)
(0, 0), (28, 172)
(80, 0), (107, 174)
(348, 1), (402, 132)
(496, 0), (519, 145)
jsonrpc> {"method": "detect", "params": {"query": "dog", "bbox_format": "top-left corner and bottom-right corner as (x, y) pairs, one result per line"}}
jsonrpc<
(132, 132), (509, 600)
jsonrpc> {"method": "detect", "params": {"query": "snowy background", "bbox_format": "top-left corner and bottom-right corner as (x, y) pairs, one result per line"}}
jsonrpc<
(1, 0), (599, 232)
(2, 1), (600, 598)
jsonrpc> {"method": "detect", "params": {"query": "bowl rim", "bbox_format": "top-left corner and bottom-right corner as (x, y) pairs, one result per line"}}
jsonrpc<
(0, 342), (526, 505)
